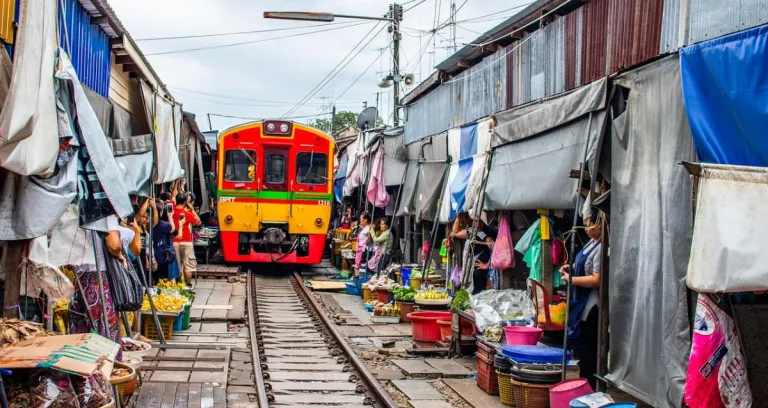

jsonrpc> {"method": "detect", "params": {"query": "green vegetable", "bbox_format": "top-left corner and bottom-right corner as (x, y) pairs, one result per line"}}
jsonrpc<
(392, 287), (417, 301)
(451, 289), (471, 311)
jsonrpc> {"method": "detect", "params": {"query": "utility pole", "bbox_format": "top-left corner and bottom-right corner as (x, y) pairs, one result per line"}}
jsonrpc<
(330, 104), (336, 135)
(207, 113), (213, 131)
(451, 1), (457, 53)
(391, 3), (402, 126)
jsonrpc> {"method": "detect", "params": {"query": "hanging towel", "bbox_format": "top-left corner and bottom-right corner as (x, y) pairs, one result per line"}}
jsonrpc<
(366, 145), (389, 208)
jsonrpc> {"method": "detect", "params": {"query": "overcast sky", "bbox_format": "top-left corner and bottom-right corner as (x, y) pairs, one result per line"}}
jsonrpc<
(109, 0), (531, 132)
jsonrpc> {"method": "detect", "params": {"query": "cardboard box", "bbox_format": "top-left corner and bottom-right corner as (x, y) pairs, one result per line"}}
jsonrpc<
(0, 334), (118, 377)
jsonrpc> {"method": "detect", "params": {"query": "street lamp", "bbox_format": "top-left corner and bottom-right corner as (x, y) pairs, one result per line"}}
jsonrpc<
(264, 4), (404, 126)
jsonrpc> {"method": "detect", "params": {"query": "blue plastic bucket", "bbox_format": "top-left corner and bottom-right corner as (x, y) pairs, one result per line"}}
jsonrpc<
(401, 267), (412, 287)
(173, 312), (184, 332)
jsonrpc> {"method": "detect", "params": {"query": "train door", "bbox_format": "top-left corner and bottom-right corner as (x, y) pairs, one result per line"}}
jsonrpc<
(262, 147), (290, 222)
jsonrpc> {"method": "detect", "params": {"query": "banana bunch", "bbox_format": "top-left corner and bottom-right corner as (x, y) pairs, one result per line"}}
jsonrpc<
(157, 279), (186, 291)
(141, 293), (187, 313)
(415, 289), (450, 300)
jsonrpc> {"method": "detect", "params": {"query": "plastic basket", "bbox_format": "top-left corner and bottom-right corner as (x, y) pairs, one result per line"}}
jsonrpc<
(496, 370), (515, 406)
(182, 304), (192, 330)
(142, 315), (175, 341)
(510, 377), (553, 408)
(476, 353), (499, 395)
(363, 286), (375, 303)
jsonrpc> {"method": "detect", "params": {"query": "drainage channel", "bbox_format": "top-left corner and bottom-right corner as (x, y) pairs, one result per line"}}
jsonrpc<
(247, 271), (398, 408)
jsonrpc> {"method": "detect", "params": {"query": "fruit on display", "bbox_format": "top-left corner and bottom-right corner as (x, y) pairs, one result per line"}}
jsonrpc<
(141, 293), (187, 314)
(415, 288), (450, 300)
(157, 279), (186, 291)
(373, 302), (400, 317)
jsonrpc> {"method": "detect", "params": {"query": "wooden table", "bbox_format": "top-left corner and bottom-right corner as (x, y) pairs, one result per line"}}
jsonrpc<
(449, 309), (478, 358)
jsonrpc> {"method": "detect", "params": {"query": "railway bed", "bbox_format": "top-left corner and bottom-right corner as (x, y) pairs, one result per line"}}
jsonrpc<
(247, 271), (398, 408)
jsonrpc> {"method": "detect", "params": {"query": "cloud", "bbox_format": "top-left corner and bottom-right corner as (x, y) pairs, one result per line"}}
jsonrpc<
(109, 0), (530, 131)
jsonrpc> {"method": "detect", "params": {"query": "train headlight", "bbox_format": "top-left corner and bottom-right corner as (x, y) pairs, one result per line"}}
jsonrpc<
(225, 215), (234, 224)
(315, 217), (323, 226)
(266, 123), (276, 132)
(279, 123), (289, 133)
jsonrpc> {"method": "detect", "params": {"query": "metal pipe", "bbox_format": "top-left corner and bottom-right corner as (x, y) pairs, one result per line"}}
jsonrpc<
(561, 111), (594, 380)
(292, 272), (398, 408)
(247, 271), (271, 408)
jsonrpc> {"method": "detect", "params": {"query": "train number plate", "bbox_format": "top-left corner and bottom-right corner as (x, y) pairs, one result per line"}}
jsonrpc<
(318, 200), (331, 206)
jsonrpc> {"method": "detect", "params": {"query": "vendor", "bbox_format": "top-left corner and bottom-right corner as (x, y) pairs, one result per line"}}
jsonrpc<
(354, 212), (371, 277)
(559, 209), (604, 390)
(368, 217), (393, 274)
(451, 214), (495, 295)
(340, 207), (355, 229)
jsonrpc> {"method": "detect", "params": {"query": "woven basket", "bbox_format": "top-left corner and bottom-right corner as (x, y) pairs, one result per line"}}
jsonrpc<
(496, 371), (515, 406)
(510, 378), (553, 408)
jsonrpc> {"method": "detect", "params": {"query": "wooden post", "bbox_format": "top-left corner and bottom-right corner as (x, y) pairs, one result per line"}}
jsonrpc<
(596, 221), (610, 391)
(539, 210), (553, 301)
(3, 241), (27, 318)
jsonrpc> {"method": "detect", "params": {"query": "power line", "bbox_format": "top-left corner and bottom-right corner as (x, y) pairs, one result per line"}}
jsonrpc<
(333, 41), (392, 105)
(282, 23), (387, 118)
(168, 86), (360, 106)
(208, 111), (332, 121)
(135, 20), (361, 41)
(404, 0), (429, 13)
(146, 21), (372, 56)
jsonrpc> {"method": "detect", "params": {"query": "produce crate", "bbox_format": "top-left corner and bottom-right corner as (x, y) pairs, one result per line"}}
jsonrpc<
(476, 352), (499, 395)
(477, 340), (497, 361)
(141, 314), (176, 341)
(371, 315), (400, 324)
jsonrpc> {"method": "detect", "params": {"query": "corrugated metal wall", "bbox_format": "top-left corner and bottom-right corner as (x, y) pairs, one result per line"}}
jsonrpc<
(404, 48), (506, 144)
(564, 8), (584, 91)
(58, 0), (112, 98)
(0, 0), (15, 44)
(581, 0), (609, 85)
(687, 0), (768, 44)
(661, 0), (768, 53)
(505, 18), (566, 106)
(608, 0), (664, 73)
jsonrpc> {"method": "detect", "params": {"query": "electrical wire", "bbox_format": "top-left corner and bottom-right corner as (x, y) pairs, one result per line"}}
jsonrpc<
(332, 41), (392, 105)
(469, 0), (573, 47)
(404, 0), (429, 13)
(135, 20), (365, 41)
(146, 21), (372, 56)
(168, 86), (361, 106)
(282, 23), (387, 118)
(208, 111), (332, 121)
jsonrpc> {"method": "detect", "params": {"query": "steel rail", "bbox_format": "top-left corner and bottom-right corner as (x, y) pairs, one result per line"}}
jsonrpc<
(291, 272), (398, 408)
(246, 271), (271, 408)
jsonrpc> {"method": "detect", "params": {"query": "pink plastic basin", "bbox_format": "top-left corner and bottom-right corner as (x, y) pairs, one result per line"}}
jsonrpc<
(407, 311), (451, 342)
(550, 379), (593, 408)
(503, 326), (543, 345)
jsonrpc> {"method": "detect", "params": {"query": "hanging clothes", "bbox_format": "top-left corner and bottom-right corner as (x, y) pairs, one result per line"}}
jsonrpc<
(366, 145), (389, 208)
(521, 221), (564, 287)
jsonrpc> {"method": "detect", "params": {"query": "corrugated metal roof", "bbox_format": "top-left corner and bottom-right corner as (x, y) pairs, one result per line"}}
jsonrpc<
(688, 0), (768, 44)
(607, 0), (663, 74)
(59, 0), (112, 97)
(659, 0), (682, 53)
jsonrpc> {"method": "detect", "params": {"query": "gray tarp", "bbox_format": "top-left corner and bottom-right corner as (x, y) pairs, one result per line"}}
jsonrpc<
(484, 110), (605, 210)
(115, 151), (153, 197)
(83, 85), (111, 136)
(397, 133), (447, 217)
(383, 133), (407, 186)
(396, 160), (419, 216)
(492, 77), (607, 147)
(140, 81), (185, 184)
(416, 162), (447, 222)
(109, 134), (153, 156)
(606, 55), (692, 407)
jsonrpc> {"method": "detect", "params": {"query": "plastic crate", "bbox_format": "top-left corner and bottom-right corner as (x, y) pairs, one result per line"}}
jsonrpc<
(497, 370), (515, 406)
(477, 341), (497, 361)
(142, 315), (175, 341)
(476, 352), (499, 395)
(345, 281), (360, 296)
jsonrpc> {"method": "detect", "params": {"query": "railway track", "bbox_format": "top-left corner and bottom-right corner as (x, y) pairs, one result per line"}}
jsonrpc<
(247, 270), (398, 408)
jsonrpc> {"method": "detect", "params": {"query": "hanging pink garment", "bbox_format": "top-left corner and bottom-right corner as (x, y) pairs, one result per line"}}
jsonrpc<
(366, 146), (389, 208)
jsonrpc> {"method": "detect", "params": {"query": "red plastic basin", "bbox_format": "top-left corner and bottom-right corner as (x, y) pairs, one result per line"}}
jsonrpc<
(407, 311), (451, 342)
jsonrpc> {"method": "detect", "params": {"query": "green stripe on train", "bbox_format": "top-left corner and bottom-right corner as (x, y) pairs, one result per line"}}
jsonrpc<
(218, 190), (333, 201)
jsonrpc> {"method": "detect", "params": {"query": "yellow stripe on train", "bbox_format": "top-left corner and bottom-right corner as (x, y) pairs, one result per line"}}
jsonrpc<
(218, 201), (331, 234)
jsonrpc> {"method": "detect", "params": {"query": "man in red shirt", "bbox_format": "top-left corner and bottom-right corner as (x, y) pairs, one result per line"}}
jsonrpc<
(173, 191), (201, 284)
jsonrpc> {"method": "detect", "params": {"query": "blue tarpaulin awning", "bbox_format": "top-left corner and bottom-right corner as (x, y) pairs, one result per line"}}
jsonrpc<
(680, 24), (768, 166)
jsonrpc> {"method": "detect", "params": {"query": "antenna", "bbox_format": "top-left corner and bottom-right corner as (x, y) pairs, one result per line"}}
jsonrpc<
(357, 106), (378, 131)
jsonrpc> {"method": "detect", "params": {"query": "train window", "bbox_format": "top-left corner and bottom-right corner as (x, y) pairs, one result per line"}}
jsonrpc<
(224, 149), (256, 182)
(266, 154), (286, 184)
(296, 152), (328, 185)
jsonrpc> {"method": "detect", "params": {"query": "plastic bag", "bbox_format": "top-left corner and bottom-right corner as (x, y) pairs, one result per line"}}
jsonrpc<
(74, 371), (113, 408)
(491, 215), (514, 270)
(470, 289), (535, 332)
(684, 294), (751, 408)
(104, 244), (145, 312)
(451, 265), (462, 289)
(8, 370), (80, 408)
